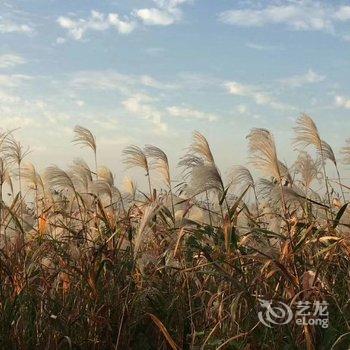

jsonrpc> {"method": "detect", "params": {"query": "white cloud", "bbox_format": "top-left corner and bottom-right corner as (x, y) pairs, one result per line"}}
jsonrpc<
(99, 136), (133, 147)
(0, 54), (26, 68)
(245, 42), (281, 51)
(334, 6), (350, 21)
(0, 116), (38, 129)
(140, 75), (176, 89)
(70, 71), (173, 93)
(335, 95), (350, 109)
(108, 13), (136, 33)
(122, 94), (167, 134)
(71, 71), (131, 91)
(135, 0), (190, 26)
(225, 81), (292, 110)
(57, 10), (135, 40)
(93, 117), (119, 130)
(135, 8), (176, 26)
(167, 105), (218, 122)
(56, 37), (66, 44)
(58, 1), (191, 38)
(280, 69), (325, 88)
(219, 2), (350, 32)
(0, 19), (33, 34)
(236, 104), (247, 114)
(0, 74), (32, 87)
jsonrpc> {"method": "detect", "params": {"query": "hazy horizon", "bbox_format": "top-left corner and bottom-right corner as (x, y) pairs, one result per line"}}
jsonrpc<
(1, 0), (350, 180)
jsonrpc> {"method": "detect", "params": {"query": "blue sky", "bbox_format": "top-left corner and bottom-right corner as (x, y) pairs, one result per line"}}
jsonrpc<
(1, 0), (350, 178)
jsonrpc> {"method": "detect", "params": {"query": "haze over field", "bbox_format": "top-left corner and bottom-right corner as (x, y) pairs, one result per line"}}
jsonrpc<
(1, 0), (350, 175)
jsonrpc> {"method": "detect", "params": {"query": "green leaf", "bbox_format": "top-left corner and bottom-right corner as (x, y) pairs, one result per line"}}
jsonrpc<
(219, 186), (230, 206)
(229, 185), (250, 221)
(332, 203), (348, 229)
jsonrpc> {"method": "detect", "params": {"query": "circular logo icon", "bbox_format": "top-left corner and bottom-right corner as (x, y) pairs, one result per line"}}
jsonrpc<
(258, 299), (293, 327)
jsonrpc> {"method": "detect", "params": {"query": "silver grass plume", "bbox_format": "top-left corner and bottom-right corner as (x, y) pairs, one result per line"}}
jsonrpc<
(188, 163), (224, 196)
(0, 157), (11, 228)
(0, 130), (13, 152)
(179, 132), (223, 224)
(123, 177), (137, 200)
(73, 125), (97, 155)
(293, 152), (321, 189)
(341, 139), (350, 164)
(294, 116), (340, 184)
(190, 131), (215, 164)
(45, 165), (77, 193)
(123, 145), (150, 174)
(95, 167), (122, 204)
(134, 202), (159, 259)
(4, 137), (30, 166)
(22, 162), (45, 193)
(72, 125), (97, 173)
(93, 180), (123, 206)
(293, 114), (337, 204)
(144, 145), (171, 187)
(0, 158), (13, 189)
(178, 154), (204, 179)
(246, 128), (292, 219)
(320, 140), (337, 165)
(257, 178), (305, 207)
(144, 144), (175, 218)
(178, 131), (215, 180)
(44, 165), (85, 219)
(122, 145), (152, 196)
(294, 114), (345, 201)
(246, 128), (289, 181)
(97, 166), (114, 187)
(293, 114), (323, 151)
(340, 139), (350, 164)
(229, 165), (259, 212)
(93, 180), (111, 199)
(321, 140), (346, 202)
(4, 136), (30, 227)
(229, 165), (255, 189)
(70, 158), (93, 192)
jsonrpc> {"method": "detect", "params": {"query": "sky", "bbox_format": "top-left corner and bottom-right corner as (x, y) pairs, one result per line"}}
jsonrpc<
(1, 0), (350, 181)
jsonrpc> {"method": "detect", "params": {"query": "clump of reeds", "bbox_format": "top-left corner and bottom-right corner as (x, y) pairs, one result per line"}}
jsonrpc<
(0, 115), (348, 349)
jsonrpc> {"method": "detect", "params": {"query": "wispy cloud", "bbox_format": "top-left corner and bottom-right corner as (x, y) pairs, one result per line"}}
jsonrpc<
(225, 81), (292, 111)
(166, 106), (219, 122)
(70, 71), (173, 93)
(0, 53), (26, 69)
(280, 69), (325, 88)
(92, 117), (119, 130)
(335, 95), (350, 109)
(245, 42), (282, 51)
(135, 0), (191, 26)
(57, 10), (135, 40)
(0, 18), (33, 34)
(219, 2), (350, 32)
(167, 105), (218, 122)
(122, 94), (167, 134)
(140, 75), (176, 89)
(0, 74), (32, 87)
(135, 8), (177, 26)
(58, 1), (192, 40)
(70, 71), (133, 92)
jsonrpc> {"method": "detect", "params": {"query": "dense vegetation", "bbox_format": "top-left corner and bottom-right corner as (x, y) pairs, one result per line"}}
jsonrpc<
(0, 114), (349, 349)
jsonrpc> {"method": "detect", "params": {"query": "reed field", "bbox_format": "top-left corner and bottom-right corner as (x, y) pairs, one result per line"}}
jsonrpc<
(0, 114), (349, 349)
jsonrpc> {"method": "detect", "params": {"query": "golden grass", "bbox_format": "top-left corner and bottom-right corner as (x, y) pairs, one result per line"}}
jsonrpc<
(0, 115), (349, 349)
